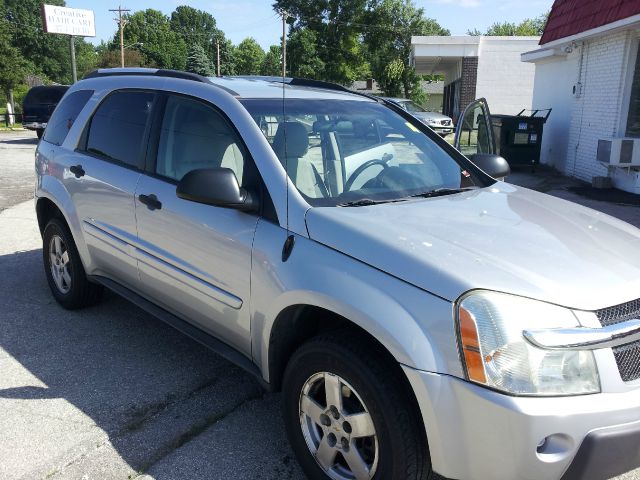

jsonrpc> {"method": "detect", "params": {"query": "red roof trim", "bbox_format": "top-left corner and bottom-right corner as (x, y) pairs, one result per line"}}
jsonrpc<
(540, 0), (640, 45)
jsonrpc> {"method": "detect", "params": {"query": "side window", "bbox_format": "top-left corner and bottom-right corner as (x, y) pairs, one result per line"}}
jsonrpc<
(156, 95), (247, 184)
(85, 91), (155, 168)
(42, 90), (93, 146)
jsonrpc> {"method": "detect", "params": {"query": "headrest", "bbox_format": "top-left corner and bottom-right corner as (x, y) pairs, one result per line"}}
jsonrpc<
(273, 121), (309, 159)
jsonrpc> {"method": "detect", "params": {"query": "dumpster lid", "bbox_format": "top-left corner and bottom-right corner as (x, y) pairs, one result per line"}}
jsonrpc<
(516, 108), (552, 122)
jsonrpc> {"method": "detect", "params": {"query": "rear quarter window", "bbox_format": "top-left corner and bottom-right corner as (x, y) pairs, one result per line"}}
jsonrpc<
(42, 90), (94, 146)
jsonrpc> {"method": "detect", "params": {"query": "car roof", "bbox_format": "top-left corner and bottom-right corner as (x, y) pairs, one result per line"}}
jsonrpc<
(208, 76), (373, 101)
(82, 68), (374, 102)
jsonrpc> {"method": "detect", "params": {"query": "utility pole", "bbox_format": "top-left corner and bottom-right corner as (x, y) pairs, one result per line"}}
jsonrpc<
(280, 10), (291, 78)
(69, 36), (77, 83)
(109, 6), (130, 68)
(216, 40), (220, 77)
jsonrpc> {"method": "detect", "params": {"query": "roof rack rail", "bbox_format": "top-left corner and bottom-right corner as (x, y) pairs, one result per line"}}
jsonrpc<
(83, 68), (211, 84)
(231, 75), (381, 102)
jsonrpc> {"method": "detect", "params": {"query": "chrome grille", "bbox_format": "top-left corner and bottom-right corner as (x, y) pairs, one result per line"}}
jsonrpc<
(596, 298), (640, 382)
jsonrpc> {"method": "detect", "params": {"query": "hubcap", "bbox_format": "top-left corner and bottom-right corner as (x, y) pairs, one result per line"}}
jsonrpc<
(49, 235), (71, 294)
(299, 372), (378, 480)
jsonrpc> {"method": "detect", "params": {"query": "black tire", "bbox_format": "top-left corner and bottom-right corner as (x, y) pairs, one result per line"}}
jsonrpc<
(43, 218), (104, 309)
(36, 129), (44, 139)
(283, 331), (433, 480)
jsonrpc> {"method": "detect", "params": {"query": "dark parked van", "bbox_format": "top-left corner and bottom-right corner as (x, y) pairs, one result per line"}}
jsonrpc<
(22, 85), (69, 138)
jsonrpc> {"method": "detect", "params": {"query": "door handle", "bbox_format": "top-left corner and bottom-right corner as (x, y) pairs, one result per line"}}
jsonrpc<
(69, 165), (85, 178)
(138, 193), (162, 211)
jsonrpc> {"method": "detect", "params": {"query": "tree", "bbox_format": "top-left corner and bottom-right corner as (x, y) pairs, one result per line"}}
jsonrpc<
(170, 6), (235, 75)
(287, 28), (325, 78)
(118, 9), (187, 70)
(274, 0), (370, 84)
(97, 48), (147, 69)
(0, 19), (32, 112)
(170, 5), (218, 46)
(3, 0), (95, 84)
(468, 12), (549, 37)
(364, 0), (449, 99)
(235, 38), (265, 75)
(186, 44), (214, 76)
(261, 45), (282, 76)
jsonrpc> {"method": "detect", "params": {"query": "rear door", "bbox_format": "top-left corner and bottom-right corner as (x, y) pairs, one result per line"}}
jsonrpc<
(65, 90), (156, 289)
(454, 98), (495, 157)
(133, 93), (260, 355)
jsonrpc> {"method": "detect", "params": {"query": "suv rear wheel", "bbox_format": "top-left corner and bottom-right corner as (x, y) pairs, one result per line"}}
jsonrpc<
(43, 218), (103, 309)
(283, 331), (433, 480)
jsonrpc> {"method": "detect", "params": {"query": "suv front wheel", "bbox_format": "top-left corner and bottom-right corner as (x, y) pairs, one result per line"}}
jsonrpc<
(283, 331), (433, 480)
(43, 218), (103, 309)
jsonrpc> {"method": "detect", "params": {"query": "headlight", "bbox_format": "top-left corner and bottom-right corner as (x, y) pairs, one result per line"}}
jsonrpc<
(457, 291), (600, 396)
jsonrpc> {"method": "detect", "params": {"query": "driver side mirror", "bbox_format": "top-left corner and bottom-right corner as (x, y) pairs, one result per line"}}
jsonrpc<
(176, 168), (258, 212)
(469, 154), (510, 180)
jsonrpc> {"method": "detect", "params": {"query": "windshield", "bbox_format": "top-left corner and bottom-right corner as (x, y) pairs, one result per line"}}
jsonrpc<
(401, 100), (427, 113)
(241, 99), (487, 207)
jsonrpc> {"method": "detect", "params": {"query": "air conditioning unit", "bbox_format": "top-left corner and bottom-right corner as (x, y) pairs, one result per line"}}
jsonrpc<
(597, 138), (640, 166)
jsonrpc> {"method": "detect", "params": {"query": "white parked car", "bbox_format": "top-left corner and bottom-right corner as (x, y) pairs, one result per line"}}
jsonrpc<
(382, 97), (454, 137)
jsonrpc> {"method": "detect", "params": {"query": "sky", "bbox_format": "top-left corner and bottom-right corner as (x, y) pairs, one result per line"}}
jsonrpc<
(66, 0), (554, 49)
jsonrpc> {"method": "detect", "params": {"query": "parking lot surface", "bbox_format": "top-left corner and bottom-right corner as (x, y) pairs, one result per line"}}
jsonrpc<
(0, 131), (637, 479)
(0, 131), (37, 212)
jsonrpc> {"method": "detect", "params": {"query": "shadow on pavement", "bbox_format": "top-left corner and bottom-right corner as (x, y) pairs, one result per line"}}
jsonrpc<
(0, 247), (303, 479)
(0, 137), (38, 146)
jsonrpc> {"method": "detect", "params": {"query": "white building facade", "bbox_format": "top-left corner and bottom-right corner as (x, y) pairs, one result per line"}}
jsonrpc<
(523, 15), (640, 193)
(411, 36), (539, 120)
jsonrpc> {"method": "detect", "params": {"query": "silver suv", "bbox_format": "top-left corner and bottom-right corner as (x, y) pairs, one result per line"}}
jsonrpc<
(35, 68), (640, 480)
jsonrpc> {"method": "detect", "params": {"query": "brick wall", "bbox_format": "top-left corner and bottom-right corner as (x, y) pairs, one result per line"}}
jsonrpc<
(566, 30), (634, 181)
(460, 57), (478, 117)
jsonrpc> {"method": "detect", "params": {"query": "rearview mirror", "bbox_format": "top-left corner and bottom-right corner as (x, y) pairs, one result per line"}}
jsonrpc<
(469, 154), (510, 180)
(176, 168), (257, 211)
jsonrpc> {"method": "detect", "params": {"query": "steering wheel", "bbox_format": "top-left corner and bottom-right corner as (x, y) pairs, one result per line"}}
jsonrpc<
(344, 158), (389, 192)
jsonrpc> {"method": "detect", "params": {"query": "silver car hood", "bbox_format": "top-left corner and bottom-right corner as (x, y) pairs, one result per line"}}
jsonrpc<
(305, 183), (640, 311)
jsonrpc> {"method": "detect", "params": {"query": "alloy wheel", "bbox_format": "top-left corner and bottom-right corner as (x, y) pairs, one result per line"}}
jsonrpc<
(49, 234), (72, 294)
(299, 372), (379, 480)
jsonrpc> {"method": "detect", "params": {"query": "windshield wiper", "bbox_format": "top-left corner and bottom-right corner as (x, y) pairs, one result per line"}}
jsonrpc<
(338, 198), (405, 207)
(409, 187), (478, 199)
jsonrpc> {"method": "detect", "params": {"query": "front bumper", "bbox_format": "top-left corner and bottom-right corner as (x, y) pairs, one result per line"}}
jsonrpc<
(428, 125), (453, 135)
(23, 122), (46, 131)
(403, 366), (640, 480)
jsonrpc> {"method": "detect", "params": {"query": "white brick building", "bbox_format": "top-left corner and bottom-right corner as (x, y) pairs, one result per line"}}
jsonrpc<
(522, 1), (640, 193)
(410, 36), (539, 120)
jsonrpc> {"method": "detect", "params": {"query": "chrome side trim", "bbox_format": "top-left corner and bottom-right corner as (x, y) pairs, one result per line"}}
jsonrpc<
(523, 319), (640, 351)
(135, 247), (243, 310)
(83, 220), (243, 310)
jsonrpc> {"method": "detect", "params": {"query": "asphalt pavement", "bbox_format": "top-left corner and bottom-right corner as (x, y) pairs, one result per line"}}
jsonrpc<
(0, 130), (638, 479)
(0, 130), (38, 212)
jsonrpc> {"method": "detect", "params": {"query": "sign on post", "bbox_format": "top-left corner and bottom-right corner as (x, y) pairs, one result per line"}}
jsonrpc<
(41, 5), (96, 83)
(42, 5), (96, 37)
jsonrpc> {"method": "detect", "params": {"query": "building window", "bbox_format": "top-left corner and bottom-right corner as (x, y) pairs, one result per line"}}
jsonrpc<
(626, 46), (640, 137)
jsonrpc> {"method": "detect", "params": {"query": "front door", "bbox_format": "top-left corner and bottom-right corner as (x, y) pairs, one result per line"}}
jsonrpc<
(66, 90), (156, 289)
(134, 93), (259, 355)
(454, 98), (496, 157)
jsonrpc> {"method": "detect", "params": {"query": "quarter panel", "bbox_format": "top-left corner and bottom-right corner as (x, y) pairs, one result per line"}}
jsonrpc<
(250, 219), (462, 381)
